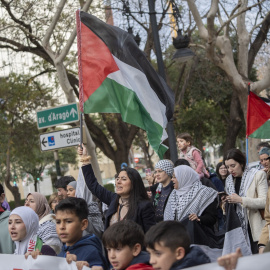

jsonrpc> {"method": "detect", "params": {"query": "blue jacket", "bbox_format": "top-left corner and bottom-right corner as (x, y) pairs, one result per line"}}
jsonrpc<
(209, 173), (224, 192)
(58, 234), (107, 268)
(170, 246), (210, 270)
(82, 164), (156, 233)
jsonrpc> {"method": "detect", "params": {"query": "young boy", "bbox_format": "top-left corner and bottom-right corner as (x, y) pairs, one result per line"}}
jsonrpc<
(102, 220), (153, 270)
(145, 221), (210, 270)
(55, 197), (107, 269)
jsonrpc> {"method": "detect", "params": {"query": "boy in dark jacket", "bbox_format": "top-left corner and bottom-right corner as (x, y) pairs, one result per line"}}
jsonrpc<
(56, 197), (107, 269)
(145, 221), (210, 270)
(102, 220), (153, 270)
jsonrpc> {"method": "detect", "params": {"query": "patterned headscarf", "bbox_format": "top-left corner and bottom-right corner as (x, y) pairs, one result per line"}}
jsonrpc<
(27, 192), (51, 220)
(10, 206), (39, 255)
(164, 165), (217, 221)
(155, 159), (174, 177)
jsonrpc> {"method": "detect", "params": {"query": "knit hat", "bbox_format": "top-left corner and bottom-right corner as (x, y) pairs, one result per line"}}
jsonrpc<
(259, 147), (270, 157)
(155, 159), (174, 178)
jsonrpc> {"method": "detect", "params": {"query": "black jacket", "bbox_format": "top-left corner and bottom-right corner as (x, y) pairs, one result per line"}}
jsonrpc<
(170, 246), (210, 270)
(82, 164), (156, 232)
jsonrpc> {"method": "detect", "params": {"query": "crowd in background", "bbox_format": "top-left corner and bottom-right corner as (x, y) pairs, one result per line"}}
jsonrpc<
(0, 132), (270, 270)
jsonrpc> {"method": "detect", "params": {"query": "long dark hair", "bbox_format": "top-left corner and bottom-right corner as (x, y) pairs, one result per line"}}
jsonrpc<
(216, 162), (228, 180)
(224, 149), (246, 171)
(115, 167), (149, 220)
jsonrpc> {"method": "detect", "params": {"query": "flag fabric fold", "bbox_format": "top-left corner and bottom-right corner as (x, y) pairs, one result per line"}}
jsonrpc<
(76, 10), (175, 158)
(246, 91), (270, 138)
(180, 203), (251, 262)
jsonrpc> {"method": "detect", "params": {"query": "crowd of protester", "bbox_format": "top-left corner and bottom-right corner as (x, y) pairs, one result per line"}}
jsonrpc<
(0, 132), (270, 270)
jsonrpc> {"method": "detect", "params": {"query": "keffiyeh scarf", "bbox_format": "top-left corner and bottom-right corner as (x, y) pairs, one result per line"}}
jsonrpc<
(164, 165), (217, 221)
(225, 167), (258, 245)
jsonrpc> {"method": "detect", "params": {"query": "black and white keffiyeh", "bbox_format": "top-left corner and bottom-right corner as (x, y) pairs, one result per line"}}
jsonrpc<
(164, 165), (218, 221)
(225, 167), (258, 245)
(155, 159), (174, 177)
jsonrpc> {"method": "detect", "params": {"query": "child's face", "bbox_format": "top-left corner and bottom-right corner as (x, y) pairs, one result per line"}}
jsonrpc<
(147, 242), (181, 270)
(55, 210), (87, 246)
(8, 214), (27, 241)
(177, 138), (190, 151)
(106, 245), (140, 270)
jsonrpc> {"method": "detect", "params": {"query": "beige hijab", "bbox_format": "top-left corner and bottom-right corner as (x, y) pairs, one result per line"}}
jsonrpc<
(27, 192), (51, 220)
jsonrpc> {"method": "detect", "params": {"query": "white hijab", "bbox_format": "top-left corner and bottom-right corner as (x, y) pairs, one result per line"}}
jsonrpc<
(10, 206), (39, 255)
(164, 165), (217, 221)
(174, 165), (200, 196)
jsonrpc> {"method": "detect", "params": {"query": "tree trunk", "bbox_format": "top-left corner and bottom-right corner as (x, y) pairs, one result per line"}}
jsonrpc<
(223, 91), (243, 156)
(114, 151), (130, 173)
(5, 145), (21, 207)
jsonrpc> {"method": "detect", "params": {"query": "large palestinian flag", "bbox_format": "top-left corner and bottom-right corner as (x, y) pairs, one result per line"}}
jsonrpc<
(246, 91), (270, 138)
(76, 11), (174, 158)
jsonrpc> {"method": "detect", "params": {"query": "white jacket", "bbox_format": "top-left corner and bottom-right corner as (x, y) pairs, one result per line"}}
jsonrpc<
(241, 170), (268, 241)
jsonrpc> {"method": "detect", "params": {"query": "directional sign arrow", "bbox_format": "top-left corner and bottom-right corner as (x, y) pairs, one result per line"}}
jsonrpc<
(42, 137), (47, 147)
(70, 107), (78, 118)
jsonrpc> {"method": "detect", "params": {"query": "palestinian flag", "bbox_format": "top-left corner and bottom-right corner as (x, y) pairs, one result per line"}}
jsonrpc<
(76, 11), (174, 158)
(222, 203), (251, 256)
(246, 91), (270, 138)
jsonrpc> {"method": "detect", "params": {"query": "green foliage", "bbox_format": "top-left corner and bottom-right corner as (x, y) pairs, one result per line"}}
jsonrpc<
(103, 183), (115, 193)
(165, 41), (246, 149)
(0, 74), (77, 192)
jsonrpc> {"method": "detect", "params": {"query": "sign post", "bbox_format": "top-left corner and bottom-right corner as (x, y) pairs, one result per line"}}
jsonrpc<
(36, 103), (79, 129)
(39, 127), (81, 151)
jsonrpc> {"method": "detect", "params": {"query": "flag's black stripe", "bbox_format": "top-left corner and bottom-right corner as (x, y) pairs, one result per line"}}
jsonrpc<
(80, 11), (174, 121)
(225, 202), (242, 232)
(260, 96), (270, 104)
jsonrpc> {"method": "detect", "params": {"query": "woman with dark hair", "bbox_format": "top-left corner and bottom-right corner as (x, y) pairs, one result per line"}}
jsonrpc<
(216, 162), (229, 188)
(78, 145), (156, 233)
(224, 148), (268, 254)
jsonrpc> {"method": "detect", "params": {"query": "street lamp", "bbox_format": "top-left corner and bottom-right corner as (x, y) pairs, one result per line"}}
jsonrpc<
(172, 30), (195, 62)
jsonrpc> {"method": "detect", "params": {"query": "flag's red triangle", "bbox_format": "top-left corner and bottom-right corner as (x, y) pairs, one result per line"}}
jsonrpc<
(246, 91), (270, 136)
(79, 21), (119, 103)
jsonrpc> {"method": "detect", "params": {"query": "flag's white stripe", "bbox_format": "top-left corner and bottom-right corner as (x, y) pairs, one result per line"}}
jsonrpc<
(107, 56), (168, 142)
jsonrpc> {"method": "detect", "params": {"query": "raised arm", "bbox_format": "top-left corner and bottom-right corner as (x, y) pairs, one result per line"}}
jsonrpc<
(78, 145), (116, 206)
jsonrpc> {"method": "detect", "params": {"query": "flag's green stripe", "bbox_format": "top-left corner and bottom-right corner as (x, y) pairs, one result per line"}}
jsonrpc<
(84, 77), (165, 157)
(249, 121), (270, 139)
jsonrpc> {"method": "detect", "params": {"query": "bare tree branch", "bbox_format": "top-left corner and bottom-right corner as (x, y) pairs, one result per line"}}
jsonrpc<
(56, 0), (93, 64)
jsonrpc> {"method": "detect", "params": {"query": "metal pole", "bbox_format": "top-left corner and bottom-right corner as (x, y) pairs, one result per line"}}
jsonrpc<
(54, 150), (62, 178)
(148, 0), (178, 162)
(246, 137), (249, 165)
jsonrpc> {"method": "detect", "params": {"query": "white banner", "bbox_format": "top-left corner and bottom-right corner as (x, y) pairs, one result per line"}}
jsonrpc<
(0, 254), (91, 270)
(187, 252), (270, 270)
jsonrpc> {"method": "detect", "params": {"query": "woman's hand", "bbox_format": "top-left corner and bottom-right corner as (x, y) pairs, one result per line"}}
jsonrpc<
(227, 193), (242, 204)
(189, 213), (200, 222)
(66, 251), (77, 264)
(217, 247), (242, 270)
(25, 249), (42, 259)
(77, 144), (88, 156)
